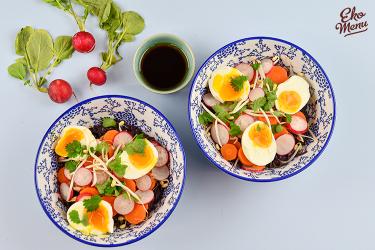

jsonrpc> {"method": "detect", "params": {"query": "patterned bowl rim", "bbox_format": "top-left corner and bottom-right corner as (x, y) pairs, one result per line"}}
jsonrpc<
(188, 36), (336, 182)
(34, 95), (186, 247)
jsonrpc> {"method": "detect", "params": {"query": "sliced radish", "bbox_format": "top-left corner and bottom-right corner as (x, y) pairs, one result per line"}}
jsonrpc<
(113, 131), (133, 148)
(136, 175), (152, 191)
(241, 165), (265, 172)
(151, 140), (161, 147)
(76, 193), (91, 202)
(249, 87), (265, 102)
(261, 58), (273, 74)
(60, 183), (73, 201)
(114, 195), (135, 215)
(234, 114), (255, 132)
(235, 63), (254, 80)
(203, 93), (220, 108)
(152, 165), (170, 181)
(63, 167), (72, 180)
(287, 115), (308, 134)
(210, 123), (229, 145)
(74, 168), (93, 186)
(135, 190), (154, 204)
(155, 146), (169, 167)
(95, 170), (109, 185)
(276, 134), (296, 155)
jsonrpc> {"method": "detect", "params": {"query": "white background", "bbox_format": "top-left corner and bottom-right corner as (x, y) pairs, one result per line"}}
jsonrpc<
(0, 0), (374, 249)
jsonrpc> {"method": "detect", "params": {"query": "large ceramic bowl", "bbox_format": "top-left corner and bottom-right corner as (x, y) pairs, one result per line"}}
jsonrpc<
(35, 95), (186, 247)
(188, 37), (335, 182)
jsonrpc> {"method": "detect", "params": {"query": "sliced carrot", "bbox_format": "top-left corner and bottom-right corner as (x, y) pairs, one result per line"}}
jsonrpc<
(242, 165), (265, 172)
(125, 203), (146, 225)
(265, 66), (288, 84)
(220, 144), (238, 161)
(79, 187), (99, 196)
(107, 145), (115, 158)
(124, 179), (137, 192)
(57, 167), (70, 184)
(238, 147), (253, 166)
(102, 130), (119, 144)
(233, 141), (241, 149)
(83, 156), (94, 167)
(273, 126), (289, 139)
(102, 196), (117, 216)
(258, 116), (278, 125)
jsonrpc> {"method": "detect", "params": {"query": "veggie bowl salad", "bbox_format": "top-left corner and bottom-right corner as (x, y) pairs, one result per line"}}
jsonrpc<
(199, 56), (315, 171)
(56, 118), (170, 236)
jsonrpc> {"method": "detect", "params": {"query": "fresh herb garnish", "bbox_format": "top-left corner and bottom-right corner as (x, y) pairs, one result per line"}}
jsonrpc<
(65, 140), (85, 158)
(65, 160), (78, 173)
(252, 62), (260, 70)
(96, 141), (110, 154)
(108, 155), (127, 177)
(230, 75), (248, 92)
(83, 195), (102, 212)
(256, 124), (262, 132)
(285, 114), (292, 123)
(272, 111), (283, 117)
(102, 117), (116, 128)
(213, 104), (231, 123)
(69, 210), (89, 226)
(250, 78), (278, 111)
(198, 111), (214, 125)
(251, 97), (267, 111)
(229, 122), (241, 136)
(272, 124), (283, 133)
(96, 178), (121, 196)
(125, 134), (146, 155)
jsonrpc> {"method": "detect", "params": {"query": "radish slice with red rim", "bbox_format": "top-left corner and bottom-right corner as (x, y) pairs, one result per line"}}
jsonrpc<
(63, 167), (72, 180)
(234, 114), (255, 132)
(95, 170), (109, 185)
(113, 131), (133, 148)
(210, 123), (229, 145)
(74, 168), (92, 186)
(276, 134), (296, 155)
(155, 146), (169, 167)
(136, 175), (152, 191)
(152, 165), (170, 181)
(287, 115), (308, 134)
(249, 87), (265, 102)
(76, 193), (91, 202)
(114, 195), (135, 215)
(203, 93), (220, 108)
(235, 63), (254, 80)
(135, 190), (154, 204)
(60, 183), (72, 201)
(261, 58), (273, 74)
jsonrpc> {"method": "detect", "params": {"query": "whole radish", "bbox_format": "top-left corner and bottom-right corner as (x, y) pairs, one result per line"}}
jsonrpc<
(72, 31), (95, 53)
(87, 67), (107, 86)
(48, 79), (73, 103)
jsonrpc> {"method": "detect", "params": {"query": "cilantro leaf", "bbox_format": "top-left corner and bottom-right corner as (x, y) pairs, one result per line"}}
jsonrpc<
(266, 90), (277, 101)
(96, 178), (111, 194)
(272, 124), (283, 133)
(230, 75), (248, 92)
(263, 78), (275, 90)
(252, 62), (260, 70)
(96, 178), (122, 196)
(263, 100), (275, 111)
(229, 122), (241, 136)
(198, 111), (214, 126)
(251, 97), (267, 111)
(285, 114), (292, 123)
(125, 135), (146, 155)
(80, 214), (89, 226)
(65, 140), (85, 158)
(69, 210), (81, 224)
(272, 111), (283, 117)
(108, 155), (126, 177)
(83, 195), (102, 212)
(96, 141), (109, 154)
(65, 160), (78, 173)
(213, 104), (231, 122)
(102, 117), (116, 128)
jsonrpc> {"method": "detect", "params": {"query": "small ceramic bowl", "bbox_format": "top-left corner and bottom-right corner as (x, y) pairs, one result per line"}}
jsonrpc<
(133, 33), (195, 94)
(188, 37), (336, 182)
(35, 95), (186, 247)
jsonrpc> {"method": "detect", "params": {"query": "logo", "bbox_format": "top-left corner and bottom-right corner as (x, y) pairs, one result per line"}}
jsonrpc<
(336, 6), (368, 37)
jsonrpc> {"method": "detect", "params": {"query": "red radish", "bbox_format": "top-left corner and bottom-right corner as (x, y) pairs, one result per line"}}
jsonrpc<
(235, 114), (255, 131)
(87, 67), (107, 86)
(235, 63), (254, 80)
(135, 190), (154, 204)
(95, 170), (109, 185)
(276, 134), (296, 155)
(73, 168), (92, 186)
(114, 195), (135, 215)
(249, 87), (265, 102)
(202, 93), (220, 108)
(210, 123), (229, 145)
(287, 115), (308, 134)
(63, 168), (72, 180)
(155, 146), (169, 167)
(113, 131), (133, 148)
(152, 165), (170, 181)
(60, 183), (73, 201)
(72, 31), (95, 53)
(76, 193), (91, 202)
(135, 175), (152, 191)
(241, 165), (265, 172)
(151, 140), (161, 147)
(261, 58), (273, 74)
(48, 79), (73, 103)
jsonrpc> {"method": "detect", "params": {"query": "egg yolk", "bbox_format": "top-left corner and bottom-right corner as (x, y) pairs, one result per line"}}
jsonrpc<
(129, 145), (155, 169)
(87, 204), (109, 233)
(55, 128), (84, 157)
(212, 69), (247, 101)
(249, 123), (273, 148)
(277, 91), (302, 114)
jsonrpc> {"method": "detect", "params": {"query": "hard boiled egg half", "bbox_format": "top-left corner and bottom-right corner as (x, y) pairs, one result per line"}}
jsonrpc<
(275, 75), (310, 114)
(241, 121), (277, 166)
(67, 200), (114, 235)
(120, 139), (158, 179)
(55, 126), (97, 157)
(208, 66), (250, 103)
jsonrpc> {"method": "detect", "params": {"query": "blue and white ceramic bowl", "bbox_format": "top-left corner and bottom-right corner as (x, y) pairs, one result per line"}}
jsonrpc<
(35, 95), (186, 247)
(188, 37), (335, 182)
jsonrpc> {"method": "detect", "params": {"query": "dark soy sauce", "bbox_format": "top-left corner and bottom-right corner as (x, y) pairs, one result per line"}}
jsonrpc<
(140, 44), (188, 91)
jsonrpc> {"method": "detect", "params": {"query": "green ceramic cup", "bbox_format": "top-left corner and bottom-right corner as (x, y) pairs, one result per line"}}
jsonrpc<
(133, 33), (195, 94)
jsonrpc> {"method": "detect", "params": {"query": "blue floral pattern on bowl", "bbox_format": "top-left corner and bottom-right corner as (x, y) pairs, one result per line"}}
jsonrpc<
(35, 95), (186, 247)
(188, 37), (335, 181)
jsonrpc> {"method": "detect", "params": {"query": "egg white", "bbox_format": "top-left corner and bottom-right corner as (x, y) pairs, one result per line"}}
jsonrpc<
(241, 121), (277, 166)
(208, 66), (250, 103)
(120, 139), (158, 180)
(275, 75), (310, 114)
(67, 200), (114, 235)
